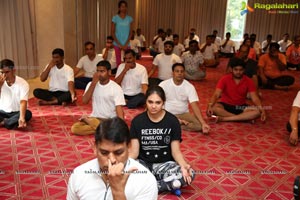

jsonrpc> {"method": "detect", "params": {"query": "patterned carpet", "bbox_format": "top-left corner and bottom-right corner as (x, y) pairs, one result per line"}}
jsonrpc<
(0, 55), (299, 200)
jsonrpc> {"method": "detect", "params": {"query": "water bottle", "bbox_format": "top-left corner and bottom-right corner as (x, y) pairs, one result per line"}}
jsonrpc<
(171, 180), (181, 196)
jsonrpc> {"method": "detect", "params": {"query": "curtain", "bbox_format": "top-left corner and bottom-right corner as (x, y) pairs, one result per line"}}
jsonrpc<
(136, 0), (228, 46)
(245, 0), (300, 43)
(77, 0), (136, 57)
(0, 0), (38, 79)
(76, 0), (227, 54)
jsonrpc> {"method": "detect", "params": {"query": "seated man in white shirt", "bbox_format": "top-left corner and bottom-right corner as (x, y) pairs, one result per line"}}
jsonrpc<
(173, 34), (185, 57)
(212, 30), (222, 51)
(0, 59), (32, 129)
(150, 28), (166, 58)
(261, 34), (275, 54)
(200, 35), (219, 68)
(67, 117), (158, 200)
(102, 36), (117, 75)
(184, 28), (200, 50)
(159, 63), (210, 134)
(148, 41), (182, 86)
(135, 28), (146, 51)
(115, 50), (148, 109)
(74, 41), (103, 89)
(250, 33), (262, 57)
(129, 31), (142, 60)
(278, 33), (292, 54)
(33, 48), (76, 106)
(71, 60), (125, 135)
(287, 90), (300, 146)
(220, 32), (236, 58)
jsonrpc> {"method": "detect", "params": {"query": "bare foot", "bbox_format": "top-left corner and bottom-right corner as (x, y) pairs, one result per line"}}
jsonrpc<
(274, 85), (289, 91)
(38, 100), (50, 105)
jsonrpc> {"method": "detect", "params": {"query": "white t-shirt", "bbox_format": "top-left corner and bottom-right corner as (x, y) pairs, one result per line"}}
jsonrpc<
(129, 39), (141, 53)
(153, 53), (182, 80)
(278, 40), (292, 52)
(166, 35), (173, 41)
(292, 91), (300, 121)
(67, 158), (158, 200)
(135, 34), (146, 47)
(85, 80), (125, 118)
(184, 35), (200, 49)
(46, 64), (74, 92)
(261, 40), (276, 53)
(215, 36), (222, 49)
(173, 43), (185, 56)
(76, 55), (103, 78)
(156, 38), (166, 53)
(116, 63), (148, 96)
(0, 76), (29, 112)
(221, 39), (235, 53)
(102, 48), (117, 69)
(253, 41), (261, 55)
(159, 78), (199, 114)
(200, 43), (218, 59)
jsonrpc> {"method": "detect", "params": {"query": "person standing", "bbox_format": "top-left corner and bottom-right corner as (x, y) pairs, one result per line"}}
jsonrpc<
(111, 0), (133, 67)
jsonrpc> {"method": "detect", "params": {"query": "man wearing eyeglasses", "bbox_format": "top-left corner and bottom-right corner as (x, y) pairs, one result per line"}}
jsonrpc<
(0, 59), (32, 129)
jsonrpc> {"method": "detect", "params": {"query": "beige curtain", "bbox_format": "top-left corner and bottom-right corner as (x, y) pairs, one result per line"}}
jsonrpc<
(77, 0), (136, 56)
(0, 0), (38, 79)
(76, 0), (227, 53)
(245, 0), (300, 43)
(136, 0), (228, 46)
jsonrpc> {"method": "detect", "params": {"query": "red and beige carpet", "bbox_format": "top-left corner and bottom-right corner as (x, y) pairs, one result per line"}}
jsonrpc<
(0, 55), (299, 199)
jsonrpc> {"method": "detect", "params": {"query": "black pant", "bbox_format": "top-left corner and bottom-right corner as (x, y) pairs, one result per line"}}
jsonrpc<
(125, 93), (146, 109)
(286, 122), (300, 137)
(33, 89), (71, 105)
(259, 75), (295, 89)
(75, 77), (92, 90)
(287, 62), (300, 70)
(0, 110), (32, 129)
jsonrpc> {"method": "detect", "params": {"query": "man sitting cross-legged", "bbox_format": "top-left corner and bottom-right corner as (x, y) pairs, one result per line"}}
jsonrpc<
(114, 49), (148, 109)
(33, 48), (76, 106)
(71, 60), (125, 135)
(159, 63), (210, 134)
(206, 57), (266, 123)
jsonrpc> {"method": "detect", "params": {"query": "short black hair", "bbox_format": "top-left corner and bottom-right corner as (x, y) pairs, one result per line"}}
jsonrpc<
(95, 117), (130, 145)
(124, 49), (136, 57)
(84, 41), (95, 48)
(0, 59), (15, 70)
(164, 40), (174, 47)
(145, 85), (166, 102)
(173, 34), (179, 39)
(96, 60), (111, 70)
(158, 28), (164, 34)
(107, 36), (114, 41)
(52, 48), (64, 57)
(230, 57), (246, 69)
(172, 62), (185, 71)
(189, 40), (198, 46)
(270, 42), (280, 50)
